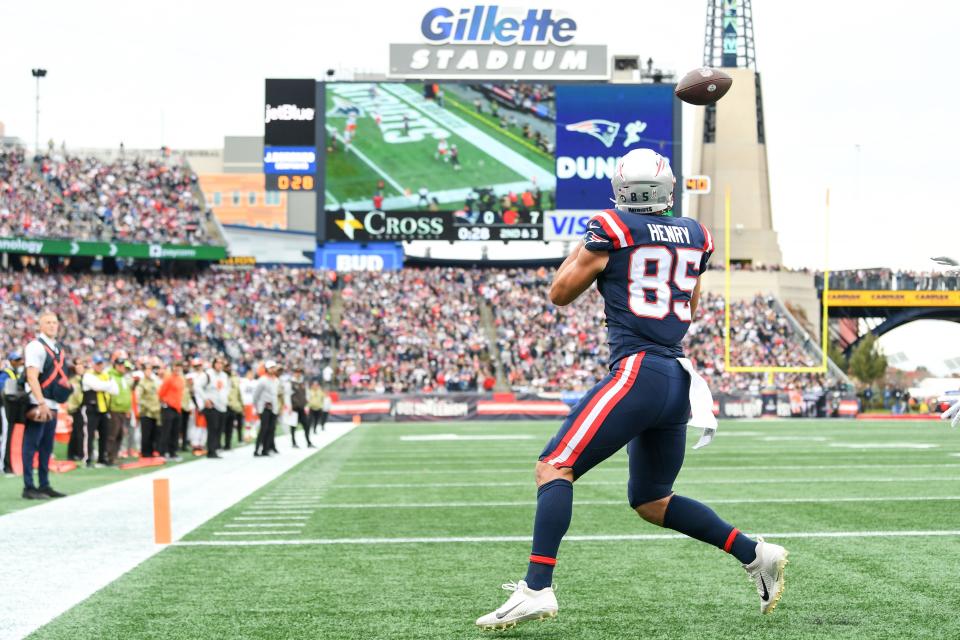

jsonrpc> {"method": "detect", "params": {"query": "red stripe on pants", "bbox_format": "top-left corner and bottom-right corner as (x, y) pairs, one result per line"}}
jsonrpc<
(543, 358), (630, 465)
(561, 353), (643, 467)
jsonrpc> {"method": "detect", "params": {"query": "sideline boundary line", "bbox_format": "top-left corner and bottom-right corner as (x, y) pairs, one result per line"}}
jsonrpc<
(0, 424), (355, 640)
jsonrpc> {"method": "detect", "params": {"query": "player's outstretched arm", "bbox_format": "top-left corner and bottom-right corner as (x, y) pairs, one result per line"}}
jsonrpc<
(690, 277), (703, 317)
(549, 243), (608, 306)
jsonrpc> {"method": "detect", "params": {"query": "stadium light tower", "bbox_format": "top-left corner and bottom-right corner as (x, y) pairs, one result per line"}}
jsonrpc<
(31, 68), (47, 154)
(688, 0), (783, 267)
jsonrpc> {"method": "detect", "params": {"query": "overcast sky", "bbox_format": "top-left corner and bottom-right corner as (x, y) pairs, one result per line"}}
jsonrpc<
(1, 0), (958, 373)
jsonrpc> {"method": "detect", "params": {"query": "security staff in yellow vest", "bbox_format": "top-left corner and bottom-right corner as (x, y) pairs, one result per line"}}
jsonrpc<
(81, 354), (118, 467)
(106, 359), (134, 465)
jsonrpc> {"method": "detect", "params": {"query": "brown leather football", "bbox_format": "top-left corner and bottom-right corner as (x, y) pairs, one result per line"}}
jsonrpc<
(674, 67), (733, 105)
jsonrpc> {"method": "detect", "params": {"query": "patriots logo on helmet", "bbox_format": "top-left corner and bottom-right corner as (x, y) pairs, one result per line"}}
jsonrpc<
(565, 119), (620, 149)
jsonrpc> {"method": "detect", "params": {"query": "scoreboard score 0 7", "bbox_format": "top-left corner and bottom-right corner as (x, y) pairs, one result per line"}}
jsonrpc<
(453, 210), (544, 241)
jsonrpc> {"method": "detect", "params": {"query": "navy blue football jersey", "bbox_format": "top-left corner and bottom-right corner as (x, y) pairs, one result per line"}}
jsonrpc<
(583, 209), (714, 363)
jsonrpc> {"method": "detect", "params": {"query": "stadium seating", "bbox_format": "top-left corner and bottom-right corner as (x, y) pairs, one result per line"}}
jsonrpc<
(481, 268), (834, 393)
(0, 148), (214, 244)
(0, 266), (851, 393)
(336, 268), (493, 392)
(0, 269), (333, 375)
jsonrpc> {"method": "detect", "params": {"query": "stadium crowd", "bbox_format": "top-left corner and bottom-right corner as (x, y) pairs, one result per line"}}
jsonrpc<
(479, 268), (832, 394)
(0, 148), (211, 244)
(0, 268), (337, 476)
(0, 266), (837, 401)
(705, 261), (958, 291)
(0, 269), (334, 375)
(336, 268), (495, 393)
(818, 269), (958, 291)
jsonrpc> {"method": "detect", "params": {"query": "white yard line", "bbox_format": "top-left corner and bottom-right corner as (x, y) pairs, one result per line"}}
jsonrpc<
(213, 530), (305, 536)
(334, 463), (960, 476)
(241, 510), (316, 515)
(233, 516), (310, 521)
(324, 189), (340, 208)
(326, 125), (408, 197)
(176, 529), (960, 547)
(328, 476), (960, 489)
(224, 523), (308, 528)
(293, 495), (960, 509)
(0, 423), (354, 640)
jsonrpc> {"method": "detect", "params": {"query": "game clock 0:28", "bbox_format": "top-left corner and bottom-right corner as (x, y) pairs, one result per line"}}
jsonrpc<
(265, 174), (315, 191)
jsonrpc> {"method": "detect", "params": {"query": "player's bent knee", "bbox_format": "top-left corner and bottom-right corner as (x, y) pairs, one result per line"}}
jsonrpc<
(535, 460), (574, 487)
(633, 494), (673, 526)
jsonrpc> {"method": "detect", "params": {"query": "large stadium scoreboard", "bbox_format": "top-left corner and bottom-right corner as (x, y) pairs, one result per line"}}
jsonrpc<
(263, 79), (681, 242)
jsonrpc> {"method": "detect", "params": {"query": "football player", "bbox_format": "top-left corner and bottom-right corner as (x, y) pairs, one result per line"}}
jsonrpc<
(942, 396), (960, 427)
(475, 148), (789, 631)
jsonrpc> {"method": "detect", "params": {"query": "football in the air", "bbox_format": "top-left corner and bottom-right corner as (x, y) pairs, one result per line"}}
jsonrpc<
(674, 67), (733, 105)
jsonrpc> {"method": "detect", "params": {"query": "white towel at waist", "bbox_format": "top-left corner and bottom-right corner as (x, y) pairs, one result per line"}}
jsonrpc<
(677, 357), (717, 449)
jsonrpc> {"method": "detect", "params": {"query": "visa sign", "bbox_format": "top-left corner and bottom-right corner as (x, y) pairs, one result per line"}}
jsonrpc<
(421, 6), (577, 45)
(543, 211), (594, 242)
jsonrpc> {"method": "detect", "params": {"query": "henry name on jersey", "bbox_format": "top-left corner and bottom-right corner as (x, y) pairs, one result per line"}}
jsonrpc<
(647, 222), (692, 245)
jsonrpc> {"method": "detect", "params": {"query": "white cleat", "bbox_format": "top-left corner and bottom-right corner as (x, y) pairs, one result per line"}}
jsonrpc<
(475, 580), (558, 631)
(743, 537), (789, 614)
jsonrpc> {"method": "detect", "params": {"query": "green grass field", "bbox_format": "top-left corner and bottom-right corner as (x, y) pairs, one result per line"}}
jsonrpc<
(324, 83), (554, 210)
(31, 419), (960, 639)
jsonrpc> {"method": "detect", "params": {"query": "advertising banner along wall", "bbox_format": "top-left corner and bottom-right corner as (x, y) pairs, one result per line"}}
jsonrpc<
(0, 237), (227, 261)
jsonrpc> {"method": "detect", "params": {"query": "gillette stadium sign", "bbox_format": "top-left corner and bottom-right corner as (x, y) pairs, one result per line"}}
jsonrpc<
(389, 6), (607, 79)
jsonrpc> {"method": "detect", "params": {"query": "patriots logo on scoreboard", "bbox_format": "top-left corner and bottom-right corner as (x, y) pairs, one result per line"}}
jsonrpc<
(565, 119), (620, 149)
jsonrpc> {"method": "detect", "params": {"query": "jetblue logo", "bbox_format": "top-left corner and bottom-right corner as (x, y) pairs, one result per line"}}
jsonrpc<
(421, 6), (577, 45)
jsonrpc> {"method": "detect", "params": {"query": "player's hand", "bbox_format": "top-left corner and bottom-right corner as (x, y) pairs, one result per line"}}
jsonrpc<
(35, 405), (53, 422)
(692, 427), (716, 449)
(942, 399), (960, 428)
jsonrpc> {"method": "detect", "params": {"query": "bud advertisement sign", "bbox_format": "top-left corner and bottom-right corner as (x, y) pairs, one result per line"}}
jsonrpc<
(390, 6), (607, 79)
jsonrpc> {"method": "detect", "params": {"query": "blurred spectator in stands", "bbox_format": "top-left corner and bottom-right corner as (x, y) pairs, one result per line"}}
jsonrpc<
(224, 361), (244, 450)
(136, 359), (161, 458)
(253, 361), (279, 457)
(81, 354), (117, 467)
(65, 360), (86, 461)
(289, 367), (311, 448)
(1, 352), (26, 474)
(158, 361), (185, 460)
